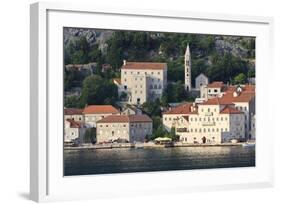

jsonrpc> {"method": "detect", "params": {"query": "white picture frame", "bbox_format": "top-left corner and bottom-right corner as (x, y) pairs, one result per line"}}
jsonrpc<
(30, 2), (274, 202)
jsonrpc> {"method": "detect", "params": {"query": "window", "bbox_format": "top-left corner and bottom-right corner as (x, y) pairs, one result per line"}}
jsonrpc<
(164, 117), (167, 121)
(100, 125), (103, 127)
(214, 89), (218, 93)
(203, 128), (206, 132)
(190, 117), (193, 121)
(195, 128), (197, 132)
(199, 128), (201, 132)
(154, 85), (157, 89)
(135, 78), (137, 81)
(208, 128), (210, 132)
(190, 128), (193, 132)
(124, 78), (127, 82)
(158, 85), (162, 89)
(208, 108), (210, 112)
(123, 125), (126, 127)
(145, 72), (147, 75)
(124, 85), (127, 90)
(106, 125), (108, 127)
(225, 128), (227, 131)
(158, 72), (160, 75)
(124, 71), (127, 74)
(216, 128), (219, 132)
(151, 72), (154, 74)
(137, 72), (140, 74)
(150, 85), (153, 89)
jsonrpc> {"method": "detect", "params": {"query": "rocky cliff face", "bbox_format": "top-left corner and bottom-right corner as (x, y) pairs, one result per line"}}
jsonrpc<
(64, 28), (113, 53)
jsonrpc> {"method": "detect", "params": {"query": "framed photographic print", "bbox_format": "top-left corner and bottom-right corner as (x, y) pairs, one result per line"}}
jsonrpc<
(30, 2), (274, 202)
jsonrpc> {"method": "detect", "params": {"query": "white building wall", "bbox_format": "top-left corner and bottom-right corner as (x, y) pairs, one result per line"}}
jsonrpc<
(96, 122), (130, 143)
(195, 74), (209, 90)
(121, 67), (167, 104)
(84, 113), (119, 128)
(64, 114), (84, 122)
(96, 121), (153, 143)
(176, 104), (245, 144)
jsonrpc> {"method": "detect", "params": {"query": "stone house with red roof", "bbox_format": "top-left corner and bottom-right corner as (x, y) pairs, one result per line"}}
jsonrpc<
(116, 60), (167, 105)
(64, 119), (87, 144)
(96, 114), (152, 143)
(83, 105), (120, 128)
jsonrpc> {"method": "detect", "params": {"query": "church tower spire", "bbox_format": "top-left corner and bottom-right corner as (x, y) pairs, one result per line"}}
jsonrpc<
(184, 44), (192, 91)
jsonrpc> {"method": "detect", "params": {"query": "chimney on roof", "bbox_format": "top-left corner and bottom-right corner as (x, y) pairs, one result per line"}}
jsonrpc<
(123, 60), (127, 65)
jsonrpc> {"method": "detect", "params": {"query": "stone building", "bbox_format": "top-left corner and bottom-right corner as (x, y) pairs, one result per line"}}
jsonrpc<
(200, 81), (225, 100)
(118, 61), (167, 105)
(163, 84), (255, 143)
(83, 105), (120, 128)
(162, 103), (197, 132)
(195, 73), (209, 90)
(184, 44), (192, 91)
(64, 119), (87, 144)
(175, 99), (245, 144)
(96, 114), (153, 143)
(64, 108), (84, 122)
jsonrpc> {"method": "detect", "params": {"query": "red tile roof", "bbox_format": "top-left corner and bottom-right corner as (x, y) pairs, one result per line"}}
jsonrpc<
(66, 119), (85, 128)
(220, 105), (243, 114)
(83, 105), (119, 114)
(201, 98), (234, 105)
(207, 81), (224, 88)
(64, 108), (83, 115)
(97, 114), (152, 123)
(121, 62), (167, 70)
(163, 103), (197, 115)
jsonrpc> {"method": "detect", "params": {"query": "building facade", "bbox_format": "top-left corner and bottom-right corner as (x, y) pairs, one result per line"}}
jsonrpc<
(119, 61), (167, 105)
(176, 101), (245, 144)
(83, 105), (120, 128)
(195, 73), (209, 90)
(64, 119), (87, 144)
(96, 115), (153, 143)
(184, 44), (192, 91)
(64, 108), (84, 122)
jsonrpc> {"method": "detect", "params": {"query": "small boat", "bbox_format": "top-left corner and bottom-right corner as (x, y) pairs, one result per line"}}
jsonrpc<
(242, 142), (255, 147)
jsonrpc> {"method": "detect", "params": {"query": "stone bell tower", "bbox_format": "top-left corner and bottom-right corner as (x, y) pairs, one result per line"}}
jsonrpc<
(184, 44), (192, 91)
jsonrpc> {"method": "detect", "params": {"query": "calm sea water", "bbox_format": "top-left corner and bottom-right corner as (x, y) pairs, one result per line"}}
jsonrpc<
(64, 146), (255, 176)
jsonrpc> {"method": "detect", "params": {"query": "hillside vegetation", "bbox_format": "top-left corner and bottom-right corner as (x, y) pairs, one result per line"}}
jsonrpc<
(64, 28), (255, 108)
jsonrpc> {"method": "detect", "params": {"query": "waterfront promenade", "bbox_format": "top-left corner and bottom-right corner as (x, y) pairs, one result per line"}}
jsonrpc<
(64, 141), (252, 150)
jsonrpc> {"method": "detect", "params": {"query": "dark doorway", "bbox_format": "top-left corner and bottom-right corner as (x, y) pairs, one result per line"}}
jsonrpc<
(202, 136), (206, 143)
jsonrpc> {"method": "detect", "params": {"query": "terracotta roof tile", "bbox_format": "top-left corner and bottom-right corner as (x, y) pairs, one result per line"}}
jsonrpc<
(207, 81), (224, 88)
(163, 103), (195, 115)
(83, 105), (119, 114)
(97, 114), (152, 123)
(64, 108), (83, 115)
(121, 62), (167, 70)
(66, 119), (85, 128)
(220, 105), (243, 114)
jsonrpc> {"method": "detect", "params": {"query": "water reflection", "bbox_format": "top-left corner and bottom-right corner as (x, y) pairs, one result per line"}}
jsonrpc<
(64, 146), (255, 176)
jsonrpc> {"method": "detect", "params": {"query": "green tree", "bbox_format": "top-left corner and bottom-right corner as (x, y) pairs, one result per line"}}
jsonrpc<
(64, 96), (81, 108)
(84, 127), (96, 144)
(234, 73), (247, 84)
(80, 75), (118, 106)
